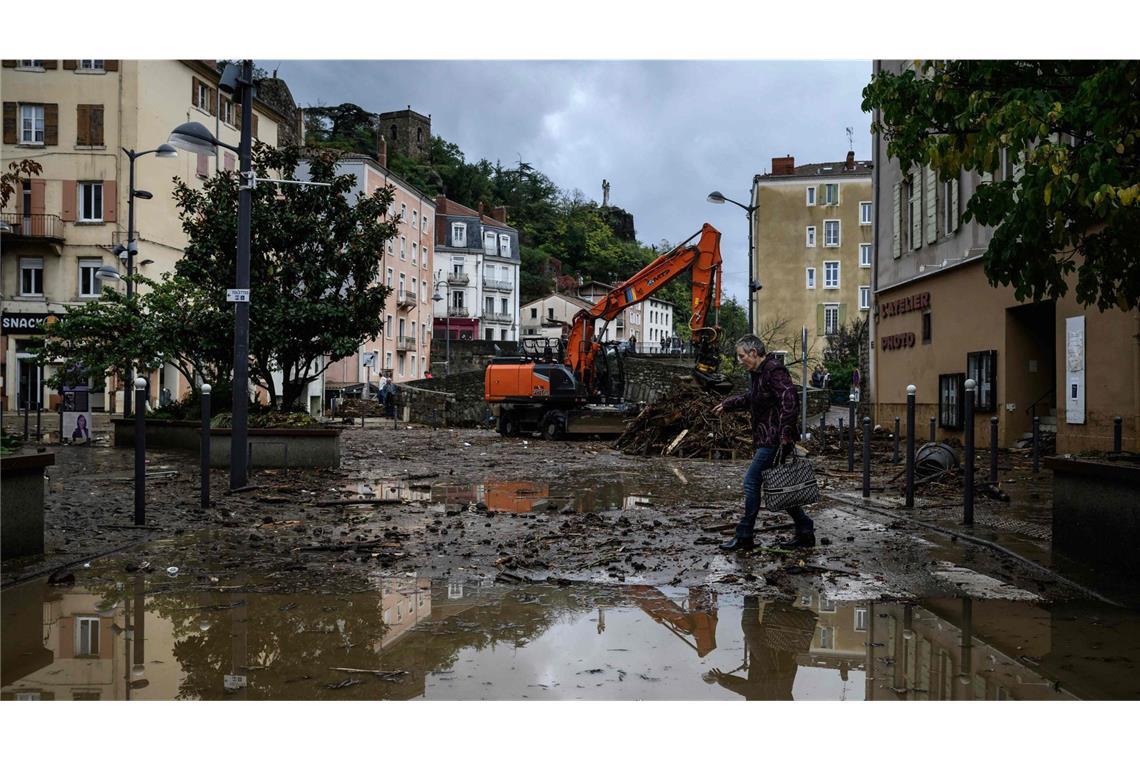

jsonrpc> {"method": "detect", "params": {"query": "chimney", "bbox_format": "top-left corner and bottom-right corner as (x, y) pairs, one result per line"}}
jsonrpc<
(477, 201), (486, 217)
(491, 206), (508, 224)
(846, 150), (855, 171)
(772, 155), (795, 176)
(377, 135), (387, 168)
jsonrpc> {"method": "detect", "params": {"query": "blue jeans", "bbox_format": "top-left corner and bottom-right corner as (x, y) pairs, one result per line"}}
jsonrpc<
(736, 446), (778, 540)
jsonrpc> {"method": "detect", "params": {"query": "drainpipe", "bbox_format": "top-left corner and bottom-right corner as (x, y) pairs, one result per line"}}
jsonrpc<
(869, 59), (881, 425)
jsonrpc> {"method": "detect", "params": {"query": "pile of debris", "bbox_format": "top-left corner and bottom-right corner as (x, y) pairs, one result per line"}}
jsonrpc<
(613, 385), (751, 459)
(336, 399), (385, 418)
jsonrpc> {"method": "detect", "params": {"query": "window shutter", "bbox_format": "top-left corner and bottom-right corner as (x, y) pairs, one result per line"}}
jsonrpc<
(63, 60), (77, 70)
(44, 103), (58, 145)
(103, 181), (117, 222)
(196, 153), (209, 177)
(208, 88), (216, 116)
(31, 179), (45, 213)
(909, 170), (922, 250)
(76, 104), (90, 145)
(838, 304), (847, 327)
(924, 166), (937, 245)
(191, 77), (198, 106)
(816, 304), (825, 336)
(252, 113), (259, 139)
(105, 60), (119, 72)
(3, 102), (16, 144)
(43, 60), (58, 70)
(235, 102), (241, 129)
(950, 178), (960, 232)
(891, 182), (901, 259)
(62, 180), (77, 221)
(91, 105), (103, 146)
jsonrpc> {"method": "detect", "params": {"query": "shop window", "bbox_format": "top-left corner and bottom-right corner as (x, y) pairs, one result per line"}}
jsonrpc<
(938, 373), (965, 430)
(966, 350), (997, 412)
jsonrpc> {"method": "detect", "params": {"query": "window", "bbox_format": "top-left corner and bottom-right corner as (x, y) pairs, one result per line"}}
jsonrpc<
(221, 99), (235, 125)
(859, 286), (870, 310)
(422, 214), (430, 232)
(939, 373), (965, 429)
(400, 203), (407, 222)
(386, 268), (393, 287)
(76, 617), (100, 656)
(194, 81), (211, 111)
(196, 153), (209, 178)
(854, 607), (868, 632)
(398, 317), (406, 337)
(859, 243), (872, 268)
(805, 186), (816, 206)
(860, 201), (872, 225)
(818, 627), (836, 649)
(485, 296), (494, 314)
(966, 350), (997, 412)
(824, 183), (839, 205)
(385, 352), (392, 369)
(824, 304), (839, 335)
(448, 580), (463, 599)
(18, 60), (45, 69)
(500, 297), (508, 314)
(78, 60), (105, 71)
(386, 315), (393, 334)
(452, 291), (464, 309)
(78, 181), (103, 222)
(823, 220), (840, 247)
(399, 273), (406, 295)
(411, 242), (417, 265)
(79, 258), (102, 297)
(547, 307), (554, 320)
(20, 104), (45, 144)
(450, 222), (466, 246)
(819, 597), (837, 612)
(76, 104), (104, 146)
(823, 261), (839, 289)
(922, 312), (932, 344)
(530, 308), (538, 319)
(412, 209), (418, 228)
(499, 234), (510, 256)
(483, 230), (496, 255)
(805, 226), (816, 247)
(400, 236), (406, 259)
(805, 267), (815, 289)
(20, 257), (44, 296)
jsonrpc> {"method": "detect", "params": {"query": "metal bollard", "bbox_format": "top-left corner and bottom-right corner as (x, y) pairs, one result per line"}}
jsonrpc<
(1032, 416), (1040, 474)
(990, 417), (999, 486)
(862, 416), (871, 498)
(906, 385), (916, 509)
(201, 384), (212, 512)
(1114, 416), (1123, 454)
(134, 378), (147, 526)
(838, 417), (844, 441)
(393, 401), (399, 430)
(893, 417), (901, 464)
(848, 394), (856, 473)
(36, 403), (42, 442)
(23, 403), (29, 440)
(930, 416), (936, 443)
(963, 379), (976, 526)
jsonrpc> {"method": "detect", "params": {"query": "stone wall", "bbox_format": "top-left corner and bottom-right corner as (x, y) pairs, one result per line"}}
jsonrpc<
(432, 340), (519, 376)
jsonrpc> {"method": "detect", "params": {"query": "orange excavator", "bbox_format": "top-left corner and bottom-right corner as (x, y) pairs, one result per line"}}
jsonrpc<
(485, 223), (732, 439)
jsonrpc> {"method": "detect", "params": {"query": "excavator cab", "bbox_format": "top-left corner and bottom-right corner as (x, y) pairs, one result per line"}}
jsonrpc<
(690, 326), (734, 394)
(595, 342), (626, 402)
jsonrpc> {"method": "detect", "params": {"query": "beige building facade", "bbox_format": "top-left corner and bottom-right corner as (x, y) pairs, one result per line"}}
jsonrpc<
(1, 59), (282, 413)
(751, 153), (873, 379)
(870, 60), (1139, 453)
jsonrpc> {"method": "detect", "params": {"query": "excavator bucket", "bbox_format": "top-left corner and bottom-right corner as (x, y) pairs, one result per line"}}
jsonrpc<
(690, 368), (735, 395)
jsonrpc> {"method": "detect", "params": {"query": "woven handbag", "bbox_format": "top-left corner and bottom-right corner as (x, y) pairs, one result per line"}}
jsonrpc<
(762, 449), (820, 510)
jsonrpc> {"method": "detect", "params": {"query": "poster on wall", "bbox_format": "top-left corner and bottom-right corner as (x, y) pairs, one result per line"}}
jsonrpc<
(1065, 315), (1085, 424)
(62, 384), (93, 442)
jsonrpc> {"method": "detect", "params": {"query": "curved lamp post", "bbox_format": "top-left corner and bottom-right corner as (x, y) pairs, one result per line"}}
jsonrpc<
(707, 190), (760, 332)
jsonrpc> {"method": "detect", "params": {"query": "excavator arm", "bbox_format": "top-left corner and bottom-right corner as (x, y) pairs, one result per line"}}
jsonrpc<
(565, 223), (730, 394)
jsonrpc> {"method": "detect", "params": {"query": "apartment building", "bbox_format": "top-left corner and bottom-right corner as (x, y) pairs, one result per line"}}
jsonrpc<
(574, 281), (676, 349)
(1, 59), (283, 413)
(751, 152), (873, 375)
(870, 60), (1138, 453)
(303, 147), (435, 400)
(519, 292), (600, 340)
(432, 196), (520, 347)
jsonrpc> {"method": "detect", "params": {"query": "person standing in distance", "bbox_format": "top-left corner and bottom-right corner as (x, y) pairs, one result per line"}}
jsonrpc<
(712, 335), (814, 551)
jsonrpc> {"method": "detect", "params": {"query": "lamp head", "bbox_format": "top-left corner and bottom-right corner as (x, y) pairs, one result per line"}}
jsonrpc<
(155, 143), (178, 159)
(218, 63), (241, 96)
(707, 191), (726, 204)
(432, 292), (443, 303)
(167, 121), (220, 157)
(133, 190), (153, 200)
(94, 265), (122, 282)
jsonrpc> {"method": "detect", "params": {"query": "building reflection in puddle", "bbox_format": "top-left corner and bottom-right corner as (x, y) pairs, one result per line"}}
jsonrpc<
(430, 479), (656, 513)
(4, 573), (1138, 700)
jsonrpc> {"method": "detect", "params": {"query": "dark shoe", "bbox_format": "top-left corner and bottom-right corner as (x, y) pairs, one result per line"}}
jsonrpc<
(778, 532), (816, 550)
(720, 537), (755, 552)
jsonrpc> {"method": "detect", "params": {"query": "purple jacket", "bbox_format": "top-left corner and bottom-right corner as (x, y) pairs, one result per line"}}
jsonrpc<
(721, 355), (800, 448)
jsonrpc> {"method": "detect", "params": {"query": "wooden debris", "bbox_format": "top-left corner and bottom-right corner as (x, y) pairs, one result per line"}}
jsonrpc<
(614, 385), (750, 459)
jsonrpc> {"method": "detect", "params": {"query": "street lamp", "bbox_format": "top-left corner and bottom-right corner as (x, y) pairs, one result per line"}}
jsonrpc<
(169, 61), (254, 488)
(707, 190), (761, 332)
(119, 143), (177, 418)
(432, 273), (451, 377)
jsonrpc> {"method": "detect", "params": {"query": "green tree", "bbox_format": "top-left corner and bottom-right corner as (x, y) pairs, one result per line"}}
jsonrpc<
(863, 60), (1140, 311)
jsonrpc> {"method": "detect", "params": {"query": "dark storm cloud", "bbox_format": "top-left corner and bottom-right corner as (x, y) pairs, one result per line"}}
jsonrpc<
(262, 59), (873, 302)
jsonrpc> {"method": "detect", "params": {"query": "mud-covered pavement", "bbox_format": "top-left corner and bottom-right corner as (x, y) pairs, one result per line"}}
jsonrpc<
(2, 426), (1099, 606)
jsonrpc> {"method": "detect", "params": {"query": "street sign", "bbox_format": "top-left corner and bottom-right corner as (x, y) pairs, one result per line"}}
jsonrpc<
(224, 674), (247, 690)
(226, 289), (251, 303)
(361, 351), (378, 369)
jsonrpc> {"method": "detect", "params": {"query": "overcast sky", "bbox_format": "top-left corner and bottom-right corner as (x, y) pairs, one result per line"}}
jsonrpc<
(261, 60), (874, 304)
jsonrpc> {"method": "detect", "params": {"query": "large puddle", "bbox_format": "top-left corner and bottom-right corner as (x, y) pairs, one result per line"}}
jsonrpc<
(352, 478), (663, 513)
(4, 570), (1138, 700)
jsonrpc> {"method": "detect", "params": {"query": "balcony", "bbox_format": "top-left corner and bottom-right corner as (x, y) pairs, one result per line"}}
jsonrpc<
(0, 213), (64, 242)
(482, 278), (513, 291)
(447, 273), (469, 287)
(396, 289), (416, 308)
(483, 310), (513, 324)
(447, 306), (469, 318)
(396, 336), (416, 352)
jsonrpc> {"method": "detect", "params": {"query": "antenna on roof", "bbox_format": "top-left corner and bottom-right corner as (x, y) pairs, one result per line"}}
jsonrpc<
(846, 126), (854, 153)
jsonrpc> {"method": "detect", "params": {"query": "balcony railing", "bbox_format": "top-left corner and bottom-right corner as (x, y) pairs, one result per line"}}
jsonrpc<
(482, 278), (513, 291)
(396, 289), (416, 307)
(447, 273), (470, 286)
(396, 336), (415, 351)
(0, 213), (64, 241)
(484, 310), (513, 323)
(447, 306), (469, 318)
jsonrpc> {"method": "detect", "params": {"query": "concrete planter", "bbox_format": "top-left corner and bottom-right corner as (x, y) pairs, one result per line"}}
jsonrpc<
(113, 419), (340, 469)
(1, 452), (54, 558)
(1046, 456), (1140, 573)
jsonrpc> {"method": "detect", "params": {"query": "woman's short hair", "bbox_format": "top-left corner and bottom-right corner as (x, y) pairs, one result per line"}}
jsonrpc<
(734, 334), (766, 356)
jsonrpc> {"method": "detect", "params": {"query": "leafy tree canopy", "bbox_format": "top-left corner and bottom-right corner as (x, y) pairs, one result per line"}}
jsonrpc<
(863, 60), (1140, 311)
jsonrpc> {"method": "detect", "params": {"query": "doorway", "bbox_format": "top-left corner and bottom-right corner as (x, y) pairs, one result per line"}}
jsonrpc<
(1004, 301), (1057, 444)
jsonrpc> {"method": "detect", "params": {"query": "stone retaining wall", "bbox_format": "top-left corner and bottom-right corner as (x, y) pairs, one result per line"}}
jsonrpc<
(112, 419), (341, 468)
